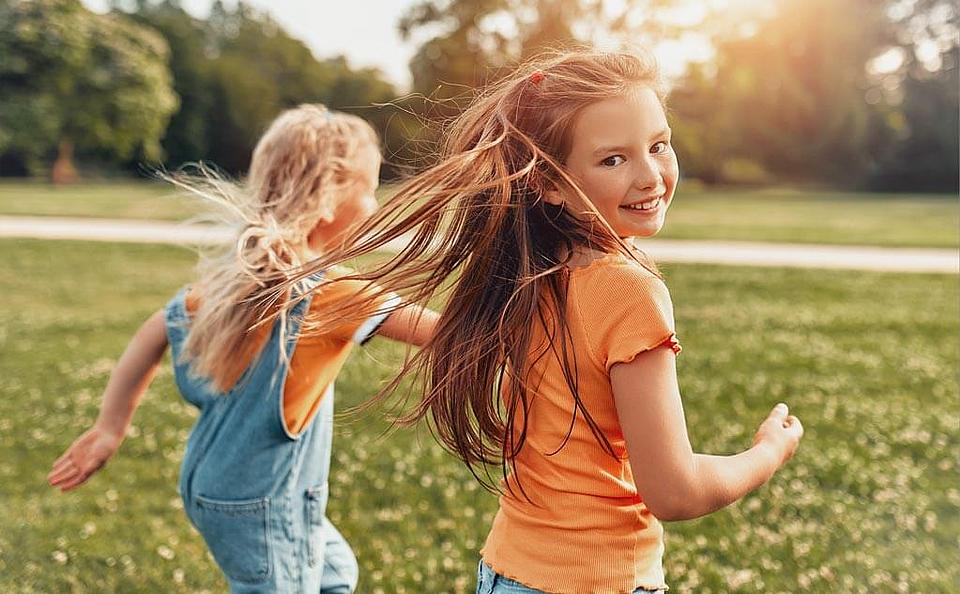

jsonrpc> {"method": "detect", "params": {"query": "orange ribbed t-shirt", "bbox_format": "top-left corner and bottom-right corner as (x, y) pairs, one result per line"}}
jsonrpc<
(186, 267), (395, 436)
(481, 254), (681, 594)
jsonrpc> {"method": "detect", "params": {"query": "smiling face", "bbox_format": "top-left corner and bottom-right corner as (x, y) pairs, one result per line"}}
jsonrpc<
(553, 85), (679, 239)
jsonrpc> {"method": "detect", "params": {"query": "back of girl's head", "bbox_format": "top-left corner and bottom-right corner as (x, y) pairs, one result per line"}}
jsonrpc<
(172, 104), (380, 392)
(246, 105), (380, 248)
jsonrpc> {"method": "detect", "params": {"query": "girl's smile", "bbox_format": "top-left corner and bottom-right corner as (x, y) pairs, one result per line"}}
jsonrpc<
(620, 194), (666, 213)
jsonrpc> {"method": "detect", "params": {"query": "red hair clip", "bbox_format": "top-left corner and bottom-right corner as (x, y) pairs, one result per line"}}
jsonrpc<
(529, 70), (545, 85)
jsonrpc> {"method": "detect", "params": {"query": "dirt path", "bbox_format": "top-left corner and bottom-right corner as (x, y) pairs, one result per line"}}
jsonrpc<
(1, 215), (956, 274)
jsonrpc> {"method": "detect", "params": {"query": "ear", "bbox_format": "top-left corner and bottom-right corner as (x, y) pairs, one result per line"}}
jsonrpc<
(538, 177), (565, 206)
(542, 186), (564, 206)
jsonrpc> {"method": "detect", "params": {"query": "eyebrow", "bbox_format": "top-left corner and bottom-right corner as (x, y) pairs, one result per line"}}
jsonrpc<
(591, 127), (672, 156)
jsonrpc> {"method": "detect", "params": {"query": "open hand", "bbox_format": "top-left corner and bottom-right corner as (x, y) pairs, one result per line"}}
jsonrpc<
(48, 427), (123, 492)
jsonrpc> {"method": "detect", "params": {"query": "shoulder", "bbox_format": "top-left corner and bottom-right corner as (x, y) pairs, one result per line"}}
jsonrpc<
(317, 265), (379, 296)
(307, 267), (366, 312)
(569, 257), (680, 371)
(570, 255), (672, 309)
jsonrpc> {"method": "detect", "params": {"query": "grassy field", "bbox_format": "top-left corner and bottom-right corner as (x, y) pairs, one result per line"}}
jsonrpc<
(0, 238), (956, 593)
(0, 182), (401, 223)
(0, 181), (201, 221)
(1, 180), (957, 248)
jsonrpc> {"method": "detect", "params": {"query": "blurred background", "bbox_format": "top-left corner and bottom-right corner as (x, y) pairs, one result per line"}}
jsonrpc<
(0, 0), (957, 190)
(0, 1), (958, 593)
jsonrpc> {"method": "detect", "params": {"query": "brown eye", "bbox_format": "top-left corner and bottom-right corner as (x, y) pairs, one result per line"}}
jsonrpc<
(601, 155), (626, 167)
(651, 141), (670, 154)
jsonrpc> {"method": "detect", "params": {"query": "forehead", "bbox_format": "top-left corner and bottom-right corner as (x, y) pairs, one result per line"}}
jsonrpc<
(569, 86), (667, 153)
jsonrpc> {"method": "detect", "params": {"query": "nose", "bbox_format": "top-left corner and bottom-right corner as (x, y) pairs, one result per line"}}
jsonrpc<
(632, 156), (662, 192)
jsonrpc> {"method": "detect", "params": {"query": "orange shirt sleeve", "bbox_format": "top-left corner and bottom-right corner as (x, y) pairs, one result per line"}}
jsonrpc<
(575, 261), (680, 373)
(298, 266), (401, 346)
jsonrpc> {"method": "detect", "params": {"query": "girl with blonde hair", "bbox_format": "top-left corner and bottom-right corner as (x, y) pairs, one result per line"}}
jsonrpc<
(48, 104), (436, 593)
(274, 50), (804, 593)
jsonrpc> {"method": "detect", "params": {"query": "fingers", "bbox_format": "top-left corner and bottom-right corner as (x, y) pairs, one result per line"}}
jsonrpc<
(48, 458), (80, 487)
(49, 454), (72, 475)
(784, 415), (804, 437)
(767, 404), (803, 433)
(767, 402), (789, 422)
(48, 460), (93, 492)
(51, 452), (70, 468)
(49, 451), (99, 491)
(56, 472), (91, 492)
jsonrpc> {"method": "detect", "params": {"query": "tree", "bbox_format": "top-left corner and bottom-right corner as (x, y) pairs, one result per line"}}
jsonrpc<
(398, 0), (653, 99)
(692, 0), (893, 185)
(865, 0), (959, 191)
(868, 46), (959, 191)
(0, 0), (178, 180)
(319, 57), (414, 178)
(123, 1), (402, 175)
(396, 0), (672, 171)
(647, 0), (959, 190)
(122, 0), (214, 167)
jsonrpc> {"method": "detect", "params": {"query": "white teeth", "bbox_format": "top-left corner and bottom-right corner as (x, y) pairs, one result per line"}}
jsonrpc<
(622, 197), (662, 211)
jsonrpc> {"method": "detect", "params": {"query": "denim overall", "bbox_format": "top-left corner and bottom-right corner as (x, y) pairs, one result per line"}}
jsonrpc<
(165, 281), (358, 593)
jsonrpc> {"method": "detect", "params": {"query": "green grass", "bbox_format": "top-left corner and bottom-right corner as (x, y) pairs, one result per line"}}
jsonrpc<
(0, 181), (202, 221)
(658, 187), (959, 248)
(0, 181), (400, 223)
(1, 181), (957, 248)
(0, 239), (957, 593)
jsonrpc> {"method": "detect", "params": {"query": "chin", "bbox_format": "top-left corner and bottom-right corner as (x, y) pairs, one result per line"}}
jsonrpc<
(618, 221), (664, 239)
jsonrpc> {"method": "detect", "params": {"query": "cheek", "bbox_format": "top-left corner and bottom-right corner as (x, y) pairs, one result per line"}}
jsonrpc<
(663, 154), (680, 188)
(581, 169), (631, 207)
(346, 196), (377, 223)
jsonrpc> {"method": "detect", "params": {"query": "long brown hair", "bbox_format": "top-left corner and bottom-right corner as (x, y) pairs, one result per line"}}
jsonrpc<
(168, 104), (379, 392)
(274, 49), (665, 489)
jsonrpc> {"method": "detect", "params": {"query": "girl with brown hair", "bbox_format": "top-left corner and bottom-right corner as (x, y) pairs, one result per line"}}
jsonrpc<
(278, 49), (803, 593)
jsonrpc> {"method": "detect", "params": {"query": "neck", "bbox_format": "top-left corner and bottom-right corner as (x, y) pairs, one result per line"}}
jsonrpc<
(565, 247), (612, 268)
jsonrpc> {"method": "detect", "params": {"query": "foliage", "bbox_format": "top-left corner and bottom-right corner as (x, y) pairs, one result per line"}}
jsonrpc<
(867, 47), (960, 192)
(402, 0), (959, 191)
(123, 0), (403, 175)
(120, 0), (214, 167)
(1, 0), (956, 189)
(0, 0), (178, 176)
(669, 0), (889, 186)
(670, 0), (958, 190)
(398, 0), (658, 98)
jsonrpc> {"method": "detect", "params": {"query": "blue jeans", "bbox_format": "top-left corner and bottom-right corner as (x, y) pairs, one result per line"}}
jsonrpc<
(318, 518), (358, 594)
(476, 561), (665, 594)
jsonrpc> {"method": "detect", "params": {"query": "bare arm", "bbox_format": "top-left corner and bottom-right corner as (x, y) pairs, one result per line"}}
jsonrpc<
(611, 345), (803, 521)
(376, 304), (439, 347)
(48, 309), (169, 492)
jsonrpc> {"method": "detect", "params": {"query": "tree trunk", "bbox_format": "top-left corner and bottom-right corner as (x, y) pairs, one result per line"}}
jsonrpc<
(51, 138), (78, 185)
